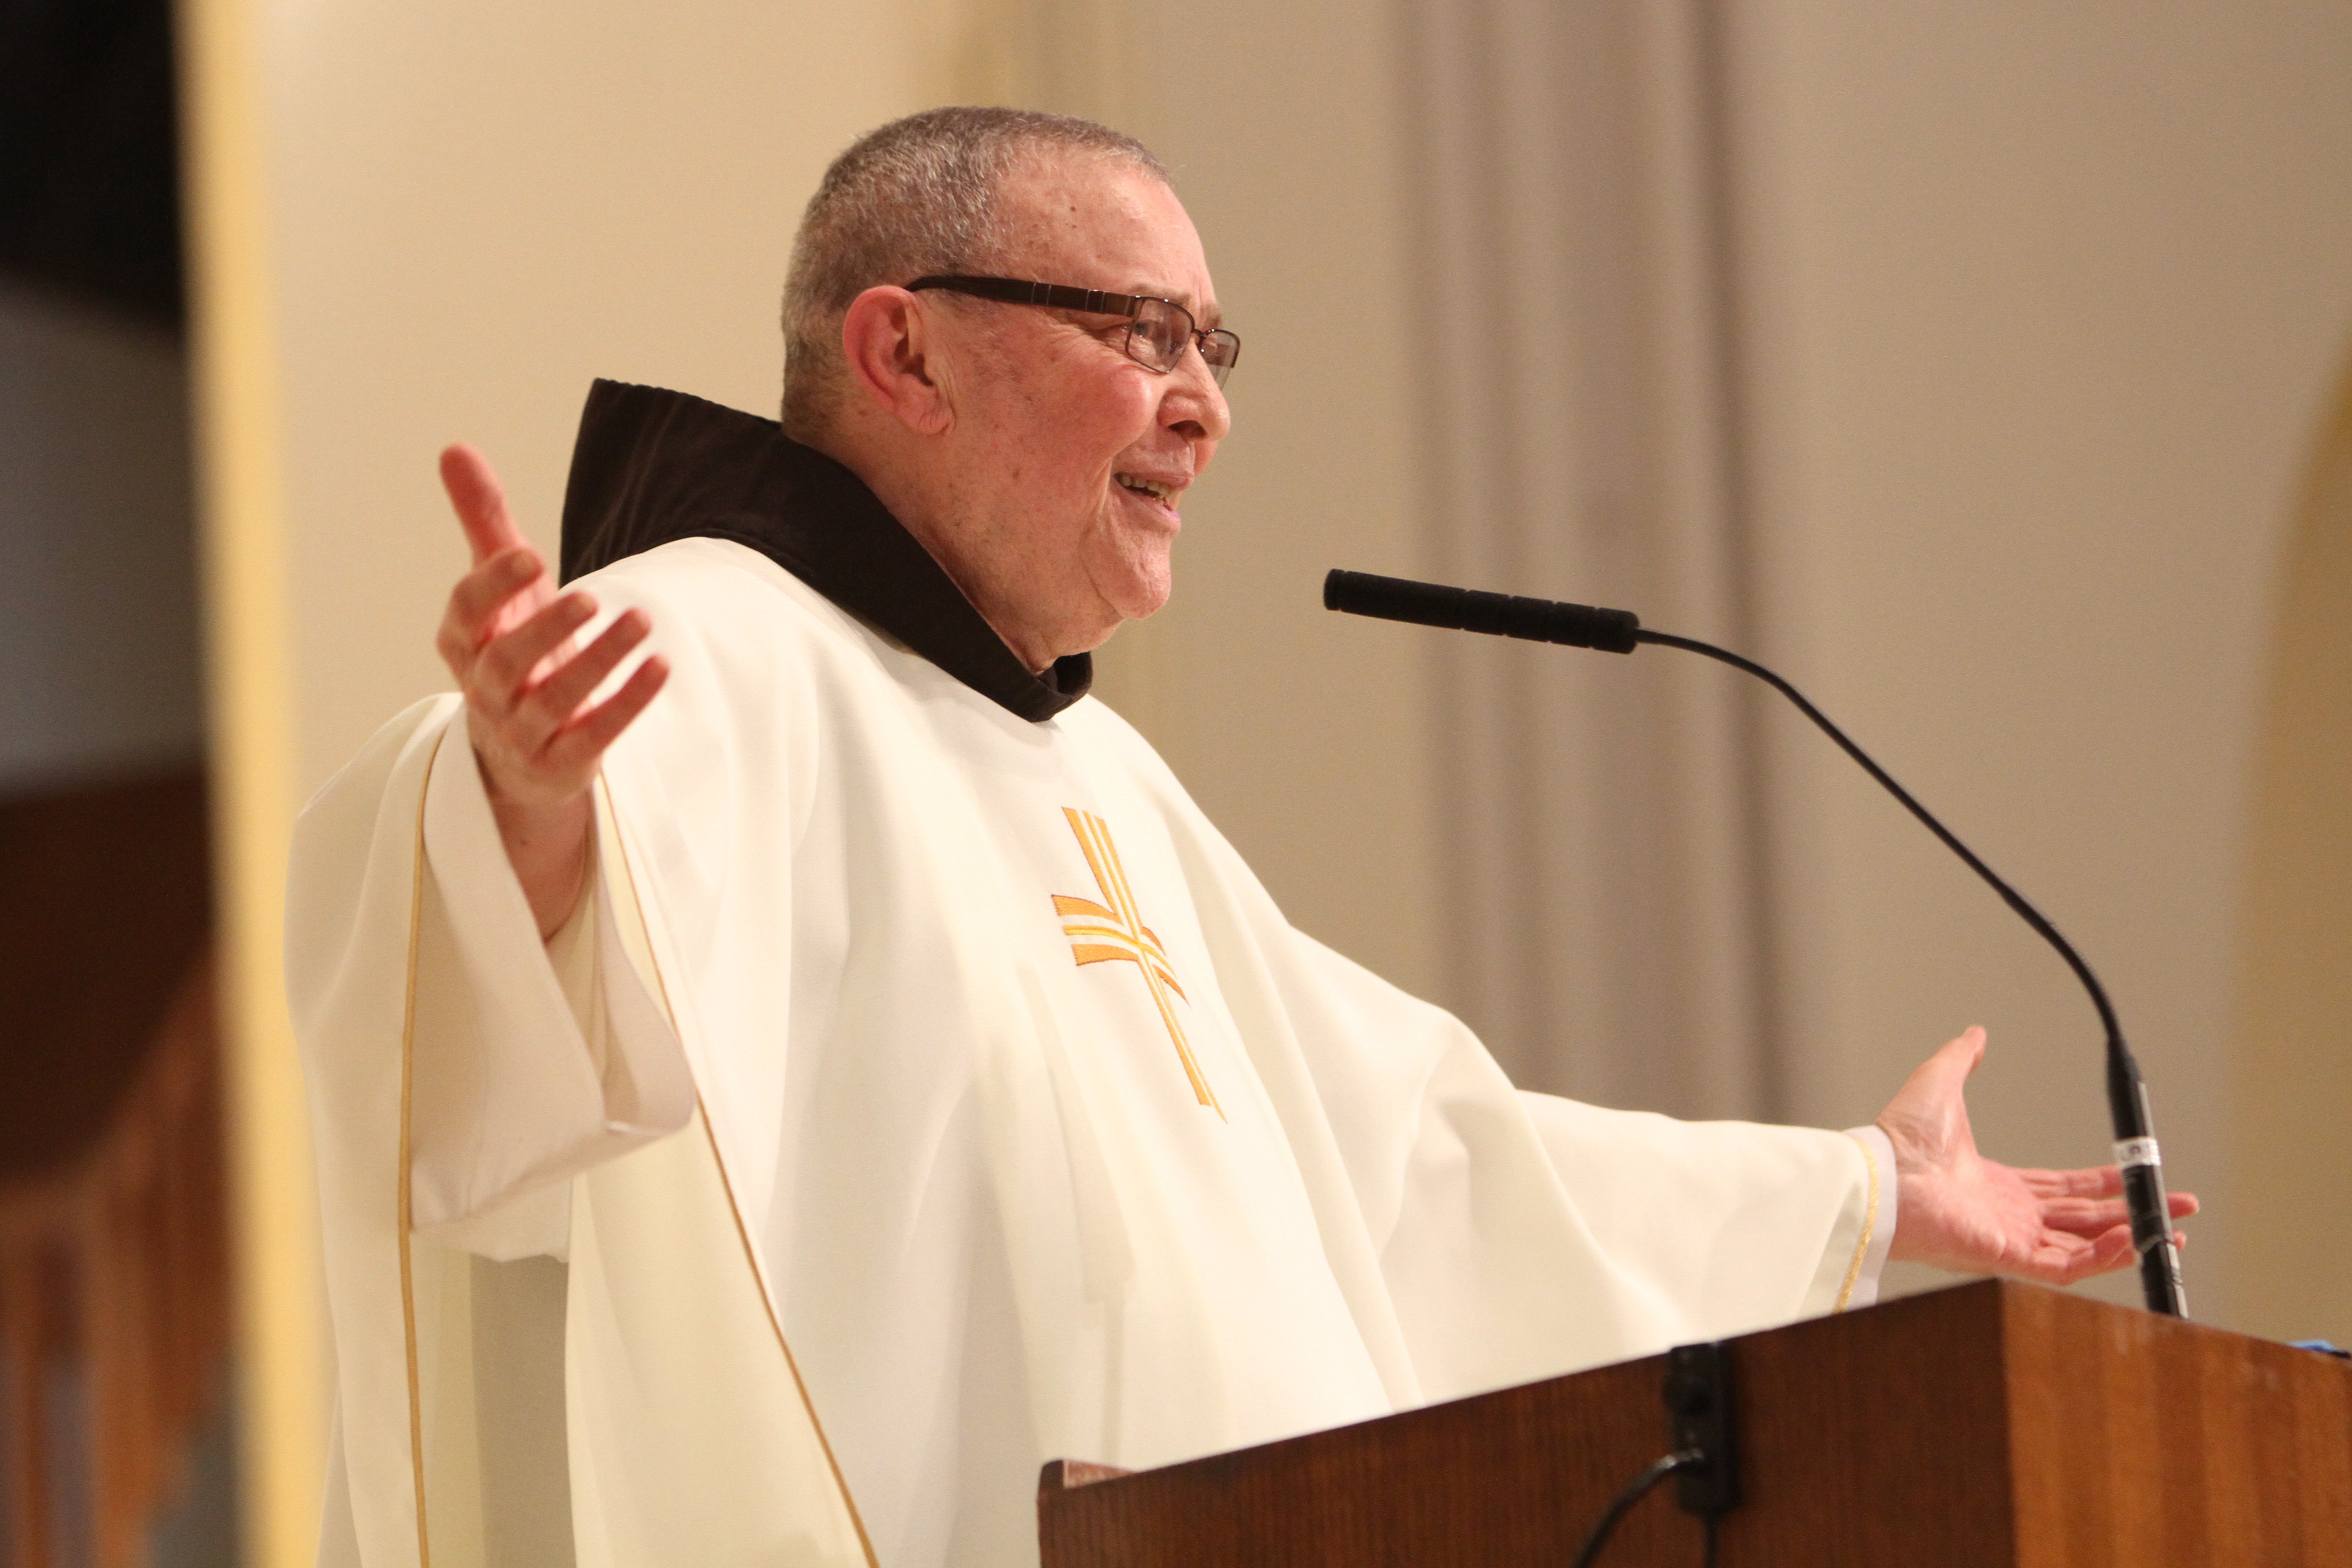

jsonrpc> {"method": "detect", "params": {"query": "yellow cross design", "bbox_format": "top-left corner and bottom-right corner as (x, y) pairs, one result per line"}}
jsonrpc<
(1052, 807), (1223, 1116)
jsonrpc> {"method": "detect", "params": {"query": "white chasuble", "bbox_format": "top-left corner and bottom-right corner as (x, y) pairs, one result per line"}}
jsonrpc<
(291, 533), (1889, 1568)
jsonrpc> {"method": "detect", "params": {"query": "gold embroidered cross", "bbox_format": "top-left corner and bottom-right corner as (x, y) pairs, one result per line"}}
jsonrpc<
(1052, 807), (1223, 1116)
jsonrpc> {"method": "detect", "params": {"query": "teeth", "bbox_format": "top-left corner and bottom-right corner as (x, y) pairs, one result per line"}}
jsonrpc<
(1117, 474), (1175, 502)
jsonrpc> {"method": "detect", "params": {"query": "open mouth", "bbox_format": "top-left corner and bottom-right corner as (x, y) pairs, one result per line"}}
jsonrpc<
(1115, 473), (1179, 505)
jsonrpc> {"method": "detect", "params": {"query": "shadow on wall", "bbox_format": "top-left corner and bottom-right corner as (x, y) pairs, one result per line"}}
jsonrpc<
(2233, 353), (2352, 1349)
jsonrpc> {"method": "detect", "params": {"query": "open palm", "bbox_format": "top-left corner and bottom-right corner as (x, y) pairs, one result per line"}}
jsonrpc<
(1877, 1027), (2196, 1285)
(433, 443), (669, 935)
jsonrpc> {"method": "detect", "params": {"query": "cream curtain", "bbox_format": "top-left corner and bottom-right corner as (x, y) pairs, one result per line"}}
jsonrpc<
(1396, 0), (1781, 1119)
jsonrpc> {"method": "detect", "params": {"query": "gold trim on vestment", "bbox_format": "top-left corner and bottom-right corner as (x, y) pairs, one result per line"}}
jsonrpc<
(598, 777), (881, 1568)
(1833, 1129), (1881, 1313)
(393, 744), (877, 1568)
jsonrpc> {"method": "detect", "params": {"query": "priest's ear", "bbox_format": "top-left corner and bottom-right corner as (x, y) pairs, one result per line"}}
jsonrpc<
(840, 285), (956, 436)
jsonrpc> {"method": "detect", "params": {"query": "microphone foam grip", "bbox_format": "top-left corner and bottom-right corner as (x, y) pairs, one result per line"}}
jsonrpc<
(1324, 570), (1641, 654)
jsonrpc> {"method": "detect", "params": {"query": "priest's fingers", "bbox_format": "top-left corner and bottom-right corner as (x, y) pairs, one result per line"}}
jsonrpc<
(510, 611), (651, 755)
(438, 549), (553, 681)
(538, 656), (670, 785)
(2019, 1166), (2200, 1215)
(2035, 1197), (2134, 1237)
(471, 591), (599, 716)
(2021, 1169), (2200, 1229)
(2026, 1223), (2137, 1286)
(2018, 1165), (2124, 1199)
(2056, 1195), (2196, 1233)
(2037, 1199), (2195, 1237)
(2062, 1225), (2191, 1285)
(440, 444), (530, 566)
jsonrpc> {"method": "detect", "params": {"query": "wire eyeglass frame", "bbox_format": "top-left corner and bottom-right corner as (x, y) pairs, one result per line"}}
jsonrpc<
(904, 275), (1240, 387)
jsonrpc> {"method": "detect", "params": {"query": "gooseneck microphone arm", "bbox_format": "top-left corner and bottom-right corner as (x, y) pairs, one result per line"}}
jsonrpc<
(1324, 568), (2188, 1318)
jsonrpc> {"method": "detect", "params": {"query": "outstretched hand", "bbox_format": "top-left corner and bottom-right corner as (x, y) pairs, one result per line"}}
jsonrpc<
(433, 444), (669, 935)
(1877, 1027), (2197, 1286)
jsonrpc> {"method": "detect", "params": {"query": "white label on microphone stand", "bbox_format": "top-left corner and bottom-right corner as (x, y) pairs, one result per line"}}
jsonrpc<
(2114, 1136), (2161, 1170)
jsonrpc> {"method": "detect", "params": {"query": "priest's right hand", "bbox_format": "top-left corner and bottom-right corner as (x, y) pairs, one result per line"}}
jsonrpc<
(434, 443), (670, 939)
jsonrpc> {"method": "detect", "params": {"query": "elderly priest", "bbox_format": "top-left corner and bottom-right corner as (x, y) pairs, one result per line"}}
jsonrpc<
(288, 108), (2192, 1568)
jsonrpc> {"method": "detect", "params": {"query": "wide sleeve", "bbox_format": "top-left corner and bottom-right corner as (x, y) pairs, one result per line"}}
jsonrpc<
(404, 708), (694, 1252)
(1271, 933), (1881, 1389)
(288, 680), (863, 1568)
(1510, 1092), (1891, 1323)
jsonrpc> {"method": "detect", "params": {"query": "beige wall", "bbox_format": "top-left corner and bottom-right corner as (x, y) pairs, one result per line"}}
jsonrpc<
(1718, 4), (2352, 1312)
(2235, 368), (2352, 1346)
(265, 5), (982, 798)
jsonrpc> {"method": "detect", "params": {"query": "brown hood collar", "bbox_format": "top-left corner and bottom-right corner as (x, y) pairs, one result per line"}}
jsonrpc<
(557, 378), (1091, 722)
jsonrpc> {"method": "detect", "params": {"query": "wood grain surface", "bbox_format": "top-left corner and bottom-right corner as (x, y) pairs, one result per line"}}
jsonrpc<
(2004, 1284), (2352, 1566)
(1037, 1280), (2352, 1567)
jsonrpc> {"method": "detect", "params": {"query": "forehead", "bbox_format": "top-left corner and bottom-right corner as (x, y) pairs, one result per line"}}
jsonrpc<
(990, 152), (1218, 320)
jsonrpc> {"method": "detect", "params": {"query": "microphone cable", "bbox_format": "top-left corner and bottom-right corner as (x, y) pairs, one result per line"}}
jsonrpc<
(1569, 1450), (1711, 1568)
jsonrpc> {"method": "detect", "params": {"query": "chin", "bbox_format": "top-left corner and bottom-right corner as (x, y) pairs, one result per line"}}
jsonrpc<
(1086, 537), (1175, 626)
(1106, 563), (1174, 624)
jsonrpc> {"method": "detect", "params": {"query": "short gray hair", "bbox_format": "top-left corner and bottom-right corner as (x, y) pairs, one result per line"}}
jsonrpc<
(779, 106), (1170, 437)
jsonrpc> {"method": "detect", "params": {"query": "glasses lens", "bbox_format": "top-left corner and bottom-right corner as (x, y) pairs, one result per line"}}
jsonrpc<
(1124, 300), (1239, 388)
(1126, 299), (1190, 372)
(1200, 329), (1240, 388)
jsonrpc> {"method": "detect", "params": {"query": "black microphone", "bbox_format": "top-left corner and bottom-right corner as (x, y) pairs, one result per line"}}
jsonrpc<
(1325, 567), (2189, 1318)
(1320, 569), (1644, 654)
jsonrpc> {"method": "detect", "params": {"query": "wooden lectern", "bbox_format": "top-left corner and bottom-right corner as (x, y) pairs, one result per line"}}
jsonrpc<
(1038, 1280), (2352, 1566)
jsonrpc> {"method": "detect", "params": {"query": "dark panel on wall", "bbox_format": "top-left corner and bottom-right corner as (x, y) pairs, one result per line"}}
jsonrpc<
(0, 769), (209, 1180)
(0, 0), (183, 323)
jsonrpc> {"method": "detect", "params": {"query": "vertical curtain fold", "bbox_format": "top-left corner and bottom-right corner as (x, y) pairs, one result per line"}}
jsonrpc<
(1396, 0), (1782, 1120)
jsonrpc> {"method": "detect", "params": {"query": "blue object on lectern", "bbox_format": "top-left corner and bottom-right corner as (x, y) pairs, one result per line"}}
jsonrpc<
(2289, 1340), (2350, 1359)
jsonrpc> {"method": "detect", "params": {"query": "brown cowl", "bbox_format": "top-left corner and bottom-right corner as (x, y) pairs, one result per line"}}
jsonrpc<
(557, 378), (1091, 722)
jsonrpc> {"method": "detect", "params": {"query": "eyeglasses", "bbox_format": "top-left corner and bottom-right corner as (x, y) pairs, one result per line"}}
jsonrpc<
(904, 275), (1240, 387)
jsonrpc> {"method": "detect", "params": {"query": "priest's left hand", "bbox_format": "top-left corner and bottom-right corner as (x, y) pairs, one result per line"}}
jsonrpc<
(1876, 1027), (2197, 1284)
